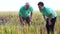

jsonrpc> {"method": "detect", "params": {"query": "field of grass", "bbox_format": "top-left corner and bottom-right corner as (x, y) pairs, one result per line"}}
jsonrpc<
(0, 11), (60, 34)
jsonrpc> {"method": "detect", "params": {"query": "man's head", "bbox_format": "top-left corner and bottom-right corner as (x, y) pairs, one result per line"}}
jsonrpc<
(25, 2), (30, 10)
(38, 2), (44, 10)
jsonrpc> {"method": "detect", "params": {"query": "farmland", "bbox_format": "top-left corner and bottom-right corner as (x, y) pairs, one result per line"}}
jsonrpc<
(0, 11), (60, 34)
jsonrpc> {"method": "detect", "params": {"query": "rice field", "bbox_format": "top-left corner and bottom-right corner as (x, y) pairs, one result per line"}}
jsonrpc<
(0, 11), (60, 34)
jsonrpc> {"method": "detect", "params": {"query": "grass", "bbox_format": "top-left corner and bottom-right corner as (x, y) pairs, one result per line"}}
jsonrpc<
(0, 11), (60, 34)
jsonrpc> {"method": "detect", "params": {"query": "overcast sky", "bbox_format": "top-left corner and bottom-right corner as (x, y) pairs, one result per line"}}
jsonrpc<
(0, 0), (60, 11)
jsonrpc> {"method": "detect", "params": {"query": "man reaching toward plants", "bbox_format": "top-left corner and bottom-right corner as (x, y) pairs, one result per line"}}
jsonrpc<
(38, 2), (57, 34)
(19, 2), (33, 32)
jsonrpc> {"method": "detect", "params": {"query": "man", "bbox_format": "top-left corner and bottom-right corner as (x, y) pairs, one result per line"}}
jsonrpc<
(38, 2), (57, 34)
(19, 3), (33, 26)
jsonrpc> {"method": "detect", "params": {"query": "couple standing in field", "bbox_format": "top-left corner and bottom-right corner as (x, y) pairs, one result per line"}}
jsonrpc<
(19, 2), (57, 34)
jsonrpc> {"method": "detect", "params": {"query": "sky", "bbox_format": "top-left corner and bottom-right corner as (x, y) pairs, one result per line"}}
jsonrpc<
(0, 0), (60, 11)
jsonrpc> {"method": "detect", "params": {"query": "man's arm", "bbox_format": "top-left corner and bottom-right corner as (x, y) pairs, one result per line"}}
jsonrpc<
(46, 13), (52, 25)
(48, 14), (52, 24)
(30, 6), (33, 20)
(19, 15), (24, 23)
(19, 7), (23, 21)
(30, 12), (33, 21)
(19, 15), (22, 21)
(49, 14), (52, 21)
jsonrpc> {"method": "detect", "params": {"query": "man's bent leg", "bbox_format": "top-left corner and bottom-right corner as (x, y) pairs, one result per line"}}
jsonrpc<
(50, 17), (56, 34)
(46, 18), (50, 34)
(46, 24), (50, 34)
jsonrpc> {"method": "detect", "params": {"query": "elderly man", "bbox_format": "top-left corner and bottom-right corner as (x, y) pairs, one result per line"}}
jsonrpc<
(19, 3), (33, 27)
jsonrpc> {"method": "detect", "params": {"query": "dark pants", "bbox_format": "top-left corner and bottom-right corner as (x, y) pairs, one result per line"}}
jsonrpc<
(20, 16), (31, 25)
(46, 17), (57, 34)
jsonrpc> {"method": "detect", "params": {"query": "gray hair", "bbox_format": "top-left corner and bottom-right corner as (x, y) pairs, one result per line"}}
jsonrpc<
(25, 2), (29, 5)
